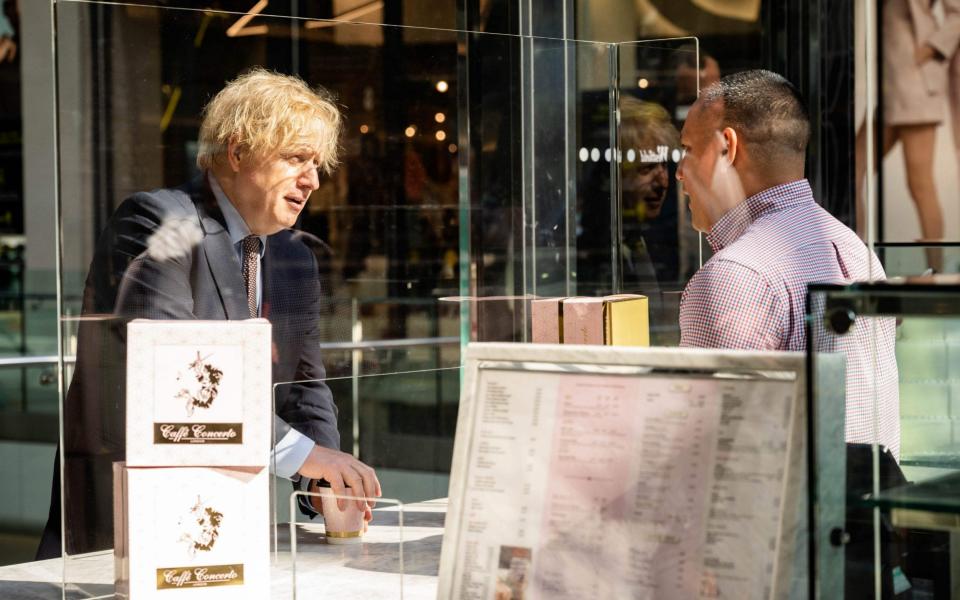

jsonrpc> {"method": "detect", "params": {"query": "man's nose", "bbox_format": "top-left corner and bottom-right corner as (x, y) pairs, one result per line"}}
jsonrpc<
(655, 164), (668, 185)
(300, 166), (320, 191)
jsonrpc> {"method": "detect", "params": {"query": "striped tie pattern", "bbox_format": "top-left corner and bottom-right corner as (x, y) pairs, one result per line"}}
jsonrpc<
(241, 235), (261, 318)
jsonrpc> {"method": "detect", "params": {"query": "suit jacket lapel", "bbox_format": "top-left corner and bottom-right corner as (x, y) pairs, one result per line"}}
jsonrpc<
(190, 177), (250, 320)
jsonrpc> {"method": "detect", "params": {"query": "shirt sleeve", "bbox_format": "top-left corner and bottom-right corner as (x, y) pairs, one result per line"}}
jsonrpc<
(271, 426), (315, 480)
(679, 259), (787, 350)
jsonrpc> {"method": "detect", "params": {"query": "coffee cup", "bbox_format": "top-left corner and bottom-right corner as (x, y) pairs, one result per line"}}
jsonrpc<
(319, 487), (365, 545)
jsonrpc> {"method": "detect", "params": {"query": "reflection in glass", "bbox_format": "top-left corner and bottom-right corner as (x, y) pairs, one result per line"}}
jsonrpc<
(615, 96), (682, 340)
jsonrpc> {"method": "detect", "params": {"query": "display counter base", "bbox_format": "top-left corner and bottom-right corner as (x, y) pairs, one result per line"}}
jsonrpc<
(0, 499), (446, 600)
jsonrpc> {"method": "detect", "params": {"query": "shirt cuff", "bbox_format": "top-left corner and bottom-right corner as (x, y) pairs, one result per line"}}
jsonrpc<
(271, 427), (314, 479)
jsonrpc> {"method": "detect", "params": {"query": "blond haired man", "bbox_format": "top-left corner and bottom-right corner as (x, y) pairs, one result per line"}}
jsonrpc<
(620, 97), (679, 223)
(38, 69), (379, 558)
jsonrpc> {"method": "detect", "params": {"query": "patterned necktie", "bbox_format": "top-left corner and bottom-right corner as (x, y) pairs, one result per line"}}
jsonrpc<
(241, 235), (261, 318)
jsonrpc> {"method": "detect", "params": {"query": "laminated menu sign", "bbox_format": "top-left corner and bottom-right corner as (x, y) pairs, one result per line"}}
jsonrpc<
(125, 320), (271, 467)
(114, 464), (270, 599)
(439, 344), (806, 600)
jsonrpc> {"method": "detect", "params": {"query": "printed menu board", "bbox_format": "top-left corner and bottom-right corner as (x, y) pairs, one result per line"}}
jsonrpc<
(438, 344), (807, 600)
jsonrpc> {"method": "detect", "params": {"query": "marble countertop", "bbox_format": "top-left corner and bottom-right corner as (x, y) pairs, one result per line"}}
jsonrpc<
(0, 498), (447, 600)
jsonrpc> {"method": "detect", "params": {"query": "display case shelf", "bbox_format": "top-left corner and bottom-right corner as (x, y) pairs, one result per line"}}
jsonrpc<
(860, 472), (960, 519)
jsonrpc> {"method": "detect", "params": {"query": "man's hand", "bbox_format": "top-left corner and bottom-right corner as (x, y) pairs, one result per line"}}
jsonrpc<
(298, 444), (381, 511)
(0, 36), (15, 63)
(312, 485), (374, 530)
(307, 480), (374, 530)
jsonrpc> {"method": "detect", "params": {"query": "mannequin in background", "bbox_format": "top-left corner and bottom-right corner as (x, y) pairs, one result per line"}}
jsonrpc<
(856, 0), (960, 272)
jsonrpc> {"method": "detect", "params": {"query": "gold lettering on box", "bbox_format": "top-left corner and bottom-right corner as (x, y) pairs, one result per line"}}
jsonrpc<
(154, 423), (243, 444)
(156, 564), (244, 589)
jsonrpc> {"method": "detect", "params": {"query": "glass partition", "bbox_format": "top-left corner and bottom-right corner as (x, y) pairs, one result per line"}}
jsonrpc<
(275, 368), (454, 598)
(288, 492), (406, 600)
(616, 38), (697, 346)
(1, 0), (875, 572)
(454, 34), (697, 343)
(808, 283), (960, 599)
(459, 33), (620, 342)
(53, 5), (480, 594)
(271, 366), (461, 521)
(52, 0), (699, 594)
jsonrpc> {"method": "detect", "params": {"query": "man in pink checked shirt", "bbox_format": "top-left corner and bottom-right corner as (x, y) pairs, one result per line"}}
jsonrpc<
(676, 69), (900, 459)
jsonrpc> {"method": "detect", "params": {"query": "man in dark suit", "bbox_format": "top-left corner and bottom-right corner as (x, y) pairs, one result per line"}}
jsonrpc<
(38, 68), (380, 558)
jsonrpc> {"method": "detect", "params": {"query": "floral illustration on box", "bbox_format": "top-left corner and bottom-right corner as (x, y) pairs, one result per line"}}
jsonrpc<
(175, 351), (224, 417)
(177, 495), (224, 558)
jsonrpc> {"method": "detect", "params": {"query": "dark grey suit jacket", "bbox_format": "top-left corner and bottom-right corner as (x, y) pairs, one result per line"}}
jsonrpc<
(39, 177), (338, 557)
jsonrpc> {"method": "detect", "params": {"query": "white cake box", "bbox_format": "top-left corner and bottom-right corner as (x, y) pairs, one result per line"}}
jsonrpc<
(114, 463), (270, 599)
(125, 319), (271, 467)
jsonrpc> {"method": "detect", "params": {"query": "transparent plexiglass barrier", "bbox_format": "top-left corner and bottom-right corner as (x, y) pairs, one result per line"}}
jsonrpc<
(288, 492), (406, 599)
(270, 366), (459, 517)
(274, 368), (455, 600)
(616, 39), (698, 346)
(463, 33), (698, 344)
(807, 284), (960, 599)
(52, 1), (699, 595)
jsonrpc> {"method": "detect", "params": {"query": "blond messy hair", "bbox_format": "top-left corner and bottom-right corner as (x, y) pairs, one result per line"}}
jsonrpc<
(197, 68), (342, 174)
(620, 97), (679, 156)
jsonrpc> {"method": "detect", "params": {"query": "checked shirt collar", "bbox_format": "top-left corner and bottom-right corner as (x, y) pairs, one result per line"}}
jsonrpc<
(705, 179), (815, 253)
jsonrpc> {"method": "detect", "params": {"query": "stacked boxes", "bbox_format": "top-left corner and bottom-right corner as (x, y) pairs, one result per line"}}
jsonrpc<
(531, 295), (649, 346)
(531, 298), (565, 344)
(115, 320), (272, 599)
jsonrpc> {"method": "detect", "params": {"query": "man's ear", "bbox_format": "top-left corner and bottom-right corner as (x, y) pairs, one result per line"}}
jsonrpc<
(226, 139), (243, 173)
(721, 127), (739, 165)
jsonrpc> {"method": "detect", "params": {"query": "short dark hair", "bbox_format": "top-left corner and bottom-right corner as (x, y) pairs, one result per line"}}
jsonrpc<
(700, 69), (810, 166)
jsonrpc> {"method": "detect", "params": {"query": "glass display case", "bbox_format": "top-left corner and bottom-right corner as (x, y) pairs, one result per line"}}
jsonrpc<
(807, 281), (960, 599)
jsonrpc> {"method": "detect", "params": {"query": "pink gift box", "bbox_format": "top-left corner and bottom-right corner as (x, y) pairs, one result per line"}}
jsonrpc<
(531, 298), (566, 343)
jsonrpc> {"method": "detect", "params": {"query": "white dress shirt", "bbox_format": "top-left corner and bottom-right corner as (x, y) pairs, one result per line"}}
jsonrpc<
(209, 173), (315, 479)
